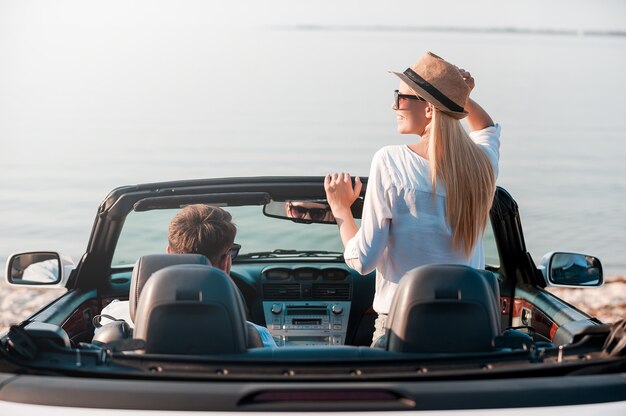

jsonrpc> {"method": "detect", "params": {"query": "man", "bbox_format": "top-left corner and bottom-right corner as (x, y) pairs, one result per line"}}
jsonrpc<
(167, 203), (238, 275)
(100, 204), (276, 347)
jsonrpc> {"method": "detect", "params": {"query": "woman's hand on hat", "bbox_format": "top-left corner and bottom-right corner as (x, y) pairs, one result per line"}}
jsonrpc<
(324, 173), (362, 218)
(457, 68), (475, 92)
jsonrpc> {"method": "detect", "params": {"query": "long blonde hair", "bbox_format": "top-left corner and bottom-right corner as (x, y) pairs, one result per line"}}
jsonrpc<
(428, 109), (495, 258)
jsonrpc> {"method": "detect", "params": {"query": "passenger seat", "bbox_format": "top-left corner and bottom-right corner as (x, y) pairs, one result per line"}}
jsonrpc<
(384, 264), (501, 353)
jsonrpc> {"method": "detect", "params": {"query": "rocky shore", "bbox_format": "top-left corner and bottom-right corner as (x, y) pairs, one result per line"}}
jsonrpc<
(1, 277), (624, 334)
(547, 275), (626, 324)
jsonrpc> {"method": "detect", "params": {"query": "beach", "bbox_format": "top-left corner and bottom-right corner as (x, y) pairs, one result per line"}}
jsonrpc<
(547, 276), (626, 324)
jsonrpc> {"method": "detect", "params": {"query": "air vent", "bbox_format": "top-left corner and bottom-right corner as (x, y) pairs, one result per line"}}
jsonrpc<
(263, 284), (301, 300)
(294, 268), (319, 281)
(312, 283), (350, 300)
(265, 269), (291, 280)
(322, 269), (348, 281)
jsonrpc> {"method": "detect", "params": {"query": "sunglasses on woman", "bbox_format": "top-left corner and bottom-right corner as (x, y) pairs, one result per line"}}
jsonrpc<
(288, 205), (329, 222)
(394, 89), (425, 109)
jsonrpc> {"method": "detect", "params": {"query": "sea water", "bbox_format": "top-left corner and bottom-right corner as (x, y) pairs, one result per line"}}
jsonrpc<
(1, 26), (625, 276)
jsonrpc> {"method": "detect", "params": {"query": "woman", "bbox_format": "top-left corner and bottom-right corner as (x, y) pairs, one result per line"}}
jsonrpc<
(324, 52), (500, 343)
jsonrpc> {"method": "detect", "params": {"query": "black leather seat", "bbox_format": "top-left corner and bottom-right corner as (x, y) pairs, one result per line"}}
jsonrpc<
(384, 264), (501, 353)
(92, 254), (209, 345)
(129, 254), (211, 324)
(133, 264), (249, 355)
(93, 254), (264, 349)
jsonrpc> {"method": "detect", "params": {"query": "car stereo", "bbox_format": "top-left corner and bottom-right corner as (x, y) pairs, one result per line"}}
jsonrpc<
(262, 301), (351, 346)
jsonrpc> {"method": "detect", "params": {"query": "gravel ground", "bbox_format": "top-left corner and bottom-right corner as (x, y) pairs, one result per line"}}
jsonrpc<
(0, 282), (66, 333)
(547, 275), (626, 324)
(1, 277), (624, 334)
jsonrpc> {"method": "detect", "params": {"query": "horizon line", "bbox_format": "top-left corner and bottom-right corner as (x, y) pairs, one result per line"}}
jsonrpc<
(271, 24), (626, 38)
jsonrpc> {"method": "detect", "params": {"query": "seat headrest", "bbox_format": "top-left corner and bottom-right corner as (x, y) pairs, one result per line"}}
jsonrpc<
(386, 264), (500, 353)
(129, 254), (210, 322)
(133, 264), (248, 355)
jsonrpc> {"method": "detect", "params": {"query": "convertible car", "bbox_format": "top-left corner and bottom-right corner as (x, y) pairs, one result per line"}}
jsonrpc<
(1, 176), (625, 414)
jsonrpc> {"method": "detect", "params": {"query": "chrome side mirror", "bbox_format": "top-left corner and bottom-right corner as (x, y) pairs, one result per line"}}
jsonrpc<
(539, 252), (603, 288)
(6, 251), (74, 288)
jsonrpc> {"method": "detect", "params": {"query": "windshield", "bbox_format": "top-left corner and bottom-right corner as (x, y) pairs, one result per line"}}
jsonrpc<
(112, 203), (499, 267)
(112, 205), (349, 266)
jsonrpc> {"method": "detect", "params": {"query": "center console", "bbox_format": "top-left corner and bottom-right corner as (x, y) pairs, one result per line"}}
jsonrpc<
(262, 301), (351, 346)
(260, 265), (353, 347)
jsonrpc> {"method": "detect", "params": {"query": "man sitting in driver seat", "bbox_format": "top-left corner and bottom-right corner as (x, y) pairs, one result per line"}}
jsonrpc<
(100, 204), (276, 347)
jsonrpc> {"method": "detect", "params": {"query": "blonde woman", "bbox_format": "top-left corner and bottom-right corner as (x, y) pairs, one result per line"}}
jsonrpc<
(324, 52), (500, 343)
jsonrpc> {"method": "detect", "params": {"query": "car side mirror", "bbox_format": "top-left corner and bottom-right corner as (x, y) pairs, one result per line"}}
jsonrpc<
(6, 251), (74, 288)
(539, 252), (603, 288)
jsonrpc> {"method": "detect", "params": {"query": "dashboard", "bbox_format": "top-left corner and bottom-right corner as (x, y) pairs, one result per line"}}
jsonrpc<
(230, 262), (376, 346)
(103, 261), (376, 347)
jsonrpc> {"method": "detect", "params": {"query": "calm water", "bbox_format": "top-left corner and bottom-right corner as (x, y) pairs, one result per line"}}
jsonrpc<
(1, 27), (626, 276)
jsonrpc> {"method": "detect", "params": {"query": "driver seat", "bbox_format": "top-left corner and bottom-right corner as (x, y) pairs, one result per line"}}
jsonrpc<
(133, 264), (249, 354)
(92, 254), (263, 349)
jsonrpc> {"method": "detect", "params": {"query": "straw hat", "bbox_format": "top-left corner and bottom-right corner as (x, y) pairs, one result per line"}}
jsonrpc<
(389, 52), (470, 119)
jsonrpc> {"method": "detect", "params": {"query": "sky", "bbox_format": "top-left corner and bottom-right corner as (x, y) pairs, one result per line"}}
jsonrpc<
(0, 0), (624, 33)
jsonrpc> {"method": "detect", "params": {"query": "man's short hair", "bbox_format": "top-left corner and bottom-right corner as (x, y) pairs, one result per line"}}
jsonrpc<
(167, 204), (236, 265)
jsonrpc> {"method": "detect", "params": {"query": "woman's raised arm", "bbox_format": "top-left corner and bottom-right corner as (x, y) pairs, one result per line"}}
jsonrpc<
(458, 68), (494, 131)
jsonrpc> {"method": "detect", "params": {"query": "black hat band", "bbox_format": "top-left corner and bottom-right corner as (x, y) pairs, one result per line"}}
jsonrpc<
(403, 68), (464, 113)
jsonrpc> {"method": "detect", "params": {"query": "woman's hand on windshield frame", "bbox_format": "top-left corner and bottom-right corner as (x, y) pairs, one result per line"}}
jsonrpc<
(325, 173), (362, 247)
(325, 173), (361, 217)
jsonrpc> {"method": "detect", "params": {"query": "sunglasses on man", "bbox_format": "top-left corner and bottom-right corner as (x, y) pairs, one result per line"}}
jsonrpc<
(229, 243), (241, 260)
(394, 89), (425, 109)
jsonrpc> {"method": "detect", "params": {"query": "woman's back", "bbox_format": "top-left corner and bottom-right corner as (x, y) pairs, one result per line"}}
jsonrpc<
(345, 123), (499, 313)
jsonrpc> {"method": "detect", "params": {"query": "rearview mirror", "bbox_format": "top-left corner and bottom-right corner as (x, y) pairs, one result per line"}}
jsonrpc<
(264, 200), (335, 224)
(263, 199), (363, 224)
(6, 251), (74, 287)
(539, 252), (603, 288)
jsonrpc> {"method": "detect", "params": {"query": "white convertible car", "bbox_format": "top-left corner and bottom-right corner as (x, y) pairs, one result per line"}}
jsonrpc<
(1, 177), (624, 414)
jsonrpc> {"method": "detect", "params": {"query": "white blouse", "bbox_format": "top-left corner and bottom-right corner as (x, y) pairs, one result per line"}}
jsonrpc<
(344, 124), (501, 314)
